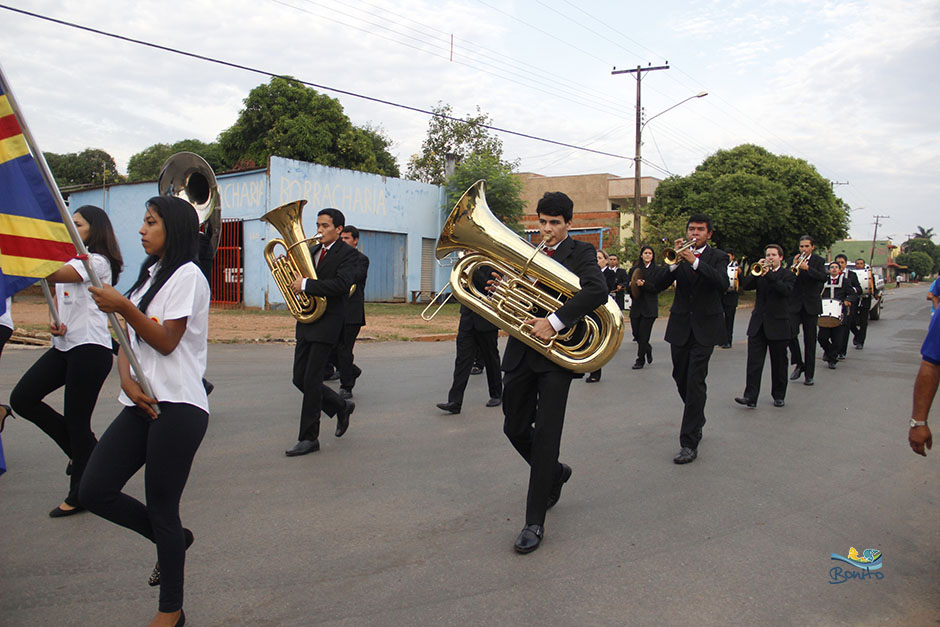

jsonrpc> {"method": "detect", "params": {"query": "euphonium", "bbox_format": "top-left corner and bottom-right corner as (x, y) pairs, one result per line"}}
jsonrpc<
(430, 180), (624, 373)
(261, 200), (326, 324)
(663, 239), (696, 265)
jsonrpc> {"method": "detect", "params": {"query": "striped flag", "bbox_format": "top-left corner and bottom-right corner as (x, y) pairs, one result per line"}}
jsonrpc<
(0, 83), (76, 315)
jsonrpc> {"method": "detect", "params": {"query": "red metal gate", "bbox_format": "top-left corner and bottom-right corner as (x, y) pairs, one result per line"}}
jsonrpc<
(210, 219), (243, 305)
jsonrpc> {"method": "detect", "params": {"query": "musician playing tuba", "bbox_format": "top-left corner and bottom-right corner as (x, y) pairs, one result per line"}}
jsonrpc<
(493, 192), (610, 555)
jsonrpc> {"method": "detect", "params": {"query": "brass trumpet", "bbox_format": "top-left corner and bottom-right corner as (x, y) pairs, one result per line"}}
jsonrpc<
(750, 259), (772, 276)
(261, 200), (326, 324)
(663, 239), (696, 265)
(791, 252), (810, 274)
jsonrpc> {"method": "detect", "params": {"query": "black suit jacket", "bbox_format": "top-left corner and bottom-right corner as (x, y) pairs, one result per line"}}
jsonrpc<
(602, 267), (618, 292)
(788, 253), (827, 315)
(742, 267), (795, 341)
(296, 240), (358, 343)
(345, 250), (369, 327)
(501, 236), (608, 373)
(628, 263), (661, 319)
(655, 246), (730, 347)
(459, 264), (499, 333)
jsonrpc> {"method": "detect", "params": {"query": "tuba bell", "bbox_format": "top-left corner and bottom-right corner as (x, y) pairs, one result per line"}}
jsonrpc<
(261, 200), (326, 324)
(159, 152), (221, 258)
(430, 180), (624, 373)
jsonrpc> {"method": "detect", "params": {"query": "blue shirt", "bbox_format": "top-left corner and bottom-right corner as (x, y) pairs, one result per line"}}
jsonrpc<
(923, 308), (940, 365)
(930, 278), (940, 312)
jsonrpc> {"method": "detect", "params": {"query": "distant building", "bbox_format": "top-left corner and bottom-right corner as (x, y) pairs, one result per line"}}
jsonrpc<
(820, 239), (901, 280)
(514, 172), (661, 250)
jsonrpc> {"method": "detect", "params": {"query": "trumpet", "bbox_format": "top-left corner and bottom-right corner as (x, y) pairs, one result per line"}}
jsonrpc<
(750, 259), (773, 276)
(791, 252), (810, 274)
(663, 239), (696, 265)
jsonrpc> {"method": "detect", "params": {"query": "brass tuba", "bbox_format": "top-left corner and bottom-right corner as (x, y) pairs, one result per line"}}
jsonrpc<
(261, 200), (326, 324)
(429, 180), (624, 373)
(159, 152), (221, 258)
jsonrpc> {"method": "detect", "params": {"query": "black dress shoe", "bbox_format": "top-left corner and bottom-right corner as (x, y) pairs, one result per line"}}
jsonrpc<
(546, 463), (572, 510)
(48, 504), (85, 518)
(285, 439), (319, 457)
(469, 365), (483, 375)
(828, 361), (837, 369)
(673, 447), (698, 464)
(837, 354), (846, 361)
(803, 377), (814, 386)
(585, 376), (600, 382)
(486, 397), (501, 407)
(646, 348), (653, 364)
(335, 400), (354, 437)
(436, 401), (461, 414)
(631, 360), (644, 370)
(855, 344), (863, 350)
(734, 396), (757, 408)
(790, 365), (804, 380)
(325, 371), (341, 381)
(339, 387), (353, 400)
(719, 343), (732, 349)
(773, 399), (785, 407)
(513, 524), (544, 554)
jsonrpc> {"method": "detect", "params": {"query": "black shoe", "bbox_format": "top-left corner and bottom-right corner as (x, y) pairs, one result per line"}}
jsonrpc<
(0, 404), (14, 433)
(673, 447), (698, 464)
(773, 399), (785, 407)
(804, 377), (814, 386)
(734, 396), (756, 408)
(486, 397), (501, 407)
(325, 371), (341, 381)
(837, 354), (846, 361)
(48, 504), (85, 518)
(202, 378), (214, 395)
(150, 529), (193, 587)
(513, 524), (544, 554)
(469, 365), (483, 375)
(646, 348), (653, 364)
(339, 387), (353, 400)
(285, 439), (319, 457)
(436, 401), (461, 414)
(855, 344), (863, 350)
(335, 400), (354, 437)
(585, 376), (600, 382)
(790, 365), (804, 380)
(631, 360), (644, 370)
(719, 343), (731, 349)
(546, 463), (572, 510)
(828, 361), (837, 369)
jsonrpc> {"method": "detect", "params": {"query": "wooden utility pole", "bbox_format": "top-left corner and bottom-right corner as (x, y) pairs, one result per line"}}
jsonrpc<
(870, 214), (890, 266)
(612, 64), (669, 244)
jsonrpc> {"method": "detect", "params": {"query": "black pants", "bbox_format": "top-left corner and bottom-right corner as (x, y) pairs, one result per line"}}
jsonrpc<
(722, 298), (737, 345)
(448, 328), (501, 405)
(818, 324), (845, 364)
(670, 338), (714, 450)
(839, 307), (856, 356)
(631, 315), (655, 363)
(335, 323), (363, 390)
(788, 309), (818, 379)
(0, 325), (12, 358)
(293, 338), (344, 441)
(851, 302), (869, 347)
(11, 344), (112, 506)
(80, 402), (208, 613)
(744, 332), (789, 402)
(502, 364), (572, 526)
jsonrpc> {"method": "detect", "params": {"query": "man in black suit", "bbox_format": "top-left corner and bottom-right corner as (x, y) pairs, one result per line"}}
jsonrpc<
(335, 225), (369, 400)
(499, 192), (608, 554)
(654, 213), (729, 464)
(607, 253), (630, 310)
(849, 258), (872, 349)
(787, 235), (827, 386)
(734, 245), (795, 408)
(818, 261), (855, 368)
(285, 208), (358, 457)
(436, 260), (502, 413)
(720, 250), (739, 349)
(835, 254), (860, 360)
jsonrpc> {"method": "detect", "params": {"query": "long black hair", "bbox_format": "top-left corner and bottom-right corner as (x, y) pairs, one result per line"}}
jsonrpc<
(635, 245), (656, 267)
(74, 205), (123, 284)
(125, 196), (199, 314)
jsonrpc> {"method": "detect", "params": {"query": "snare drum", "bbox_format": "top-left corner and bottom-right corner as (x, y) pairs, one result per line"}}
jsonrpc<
(818, 298), (844, 328)
(726, 264), (740, 293)
(850, 268), (873, 295)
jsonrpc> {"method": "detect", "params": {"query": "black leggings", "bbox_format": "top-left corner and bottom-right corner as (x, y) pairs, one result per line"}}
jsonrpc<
(80, 402), (208, 613)
(11, 344), (113, 506)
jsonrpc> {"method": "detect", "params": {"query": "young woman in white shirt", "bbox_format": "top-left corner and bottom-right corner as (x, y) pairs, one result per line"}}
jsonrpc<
(82, 196), (210, 627)
(10, 205), (123, 517)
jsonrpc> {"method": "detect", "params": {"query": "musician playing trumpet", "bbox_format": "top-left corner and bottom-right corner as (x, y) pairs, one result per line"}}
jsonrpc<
(734, 245), (795, 408)
(786, 236), (827, 386)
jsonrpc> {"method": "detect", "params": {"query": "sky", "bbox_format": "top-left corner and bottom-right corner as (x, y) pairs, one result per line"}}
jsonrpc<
(1, 0), (938, 242)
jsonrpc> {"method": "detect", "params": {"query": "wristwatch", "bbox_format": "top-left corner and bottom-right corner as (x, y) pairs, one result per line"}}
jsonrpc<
(910, 418), (929, 428)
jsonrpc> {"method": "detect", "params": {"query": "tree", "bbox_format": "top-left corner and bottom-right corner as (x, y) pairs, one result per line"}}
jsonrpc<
(914, 225), (935, 239)
(444, 153), (524, 229)
(902, 237), (940, 274)
(44, 148), (124, 188)
(126, 139), (225, 182)
(406, 102), (504, 185)
(646, 144), (849, 262)
(218, 77), (399, 177)
(896, 251), (933, 279)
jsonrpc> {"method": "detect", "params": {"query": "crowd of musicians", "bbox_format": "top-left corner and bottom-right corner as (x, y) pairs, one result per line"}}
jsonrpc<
(0, 189), (885, 625)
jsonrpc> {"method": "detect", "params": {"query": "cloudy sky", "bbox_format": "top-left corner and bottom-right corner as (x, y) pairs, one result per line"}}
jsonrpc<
(2, 0), (938, 241)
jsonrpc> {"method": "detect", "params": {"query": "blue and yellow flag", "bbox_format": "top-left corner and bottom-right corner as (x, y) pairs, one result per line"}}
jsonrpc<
(0, 83), (76, 315)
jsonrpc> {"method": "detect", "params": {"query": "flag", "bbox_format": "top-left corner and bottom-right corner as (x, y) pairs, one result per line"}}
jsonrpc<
(0, 82), (76, 316)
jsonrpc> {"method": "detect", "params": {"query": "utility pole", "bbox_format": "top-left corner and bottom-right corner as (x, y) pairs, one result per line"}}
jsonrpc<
(830, 180), (849, 190)
(612, 64), (669, 244)
(870, 214), (890, 266)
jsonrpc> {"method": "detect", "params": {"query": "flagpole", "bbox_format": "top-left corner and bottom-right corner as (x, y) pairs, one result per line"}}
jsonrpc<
(39, 279), (61, 327)
(0, 63), (159, 414)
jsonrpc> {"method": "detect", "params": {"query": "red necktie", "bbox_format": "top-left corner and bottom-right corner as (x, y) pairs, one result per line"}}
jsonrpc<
(317, 246), (327, 268)
(545, 248), (555, 258)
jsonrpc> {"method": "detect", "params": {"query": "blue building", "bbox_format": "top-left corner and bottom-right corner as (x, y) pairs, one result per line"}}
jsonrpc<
(68, 156), (448, 308)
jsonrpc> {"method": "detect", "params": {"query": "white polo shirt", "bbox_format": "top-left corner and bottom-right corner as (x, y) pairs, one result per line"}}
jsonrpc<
(53, 254), (113, 351)
(119, 261), (210, 413)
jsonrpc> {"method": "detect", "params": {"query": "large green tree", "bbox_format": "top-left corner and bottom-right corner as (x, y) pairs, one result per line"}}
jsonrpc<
(218, 77), (399, 177)
(406, 103), (504, 185)
(44, 148), (123, 188)
(646, 144), (849, 261)
(444, 153), (524, 229)
(126, 139), (225, 182)
(901, 236), (940, 274)
(896, 251), (934, 279)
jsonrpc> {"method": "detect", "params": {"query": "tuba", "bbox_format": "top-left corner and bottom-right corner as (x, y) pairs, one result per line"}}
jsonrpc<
(159, 152), (221, 258)
(429, 180), (624, 373)
(261, 200), (326, 324)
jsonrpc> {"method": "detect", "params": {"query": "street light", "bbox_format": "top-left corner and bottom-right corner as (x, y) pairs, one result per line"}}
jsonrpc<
(632, 91), (708, 244)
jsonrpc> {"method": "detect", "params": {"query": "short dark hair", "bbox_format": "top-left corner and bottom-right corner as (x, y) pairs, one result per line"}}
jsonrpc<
(686, 213), (713, 232)
(609, 253), (618, 259)
(799, 235), (814, 245)
(765, 244), (784, 257)
(829, 261), (840, 269)
(536, 192), (574, 223)
(835, 253), (848, 262)
(318, 208), (345, 229)
(343, 225), (360, 241)
(855, 258), (865, 264)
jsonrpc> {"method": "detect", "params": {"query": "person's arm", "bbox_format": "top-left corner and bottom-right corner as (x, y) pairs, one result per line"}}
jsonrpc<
(910, 359), (938, 456)
(89, 285), (188, 355)
(116, 345), (160, 419)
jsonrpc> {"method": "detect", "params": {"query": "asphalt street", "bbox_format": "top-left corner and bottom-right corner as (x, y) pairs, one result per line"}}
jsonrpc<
(0, 287), (937, 626)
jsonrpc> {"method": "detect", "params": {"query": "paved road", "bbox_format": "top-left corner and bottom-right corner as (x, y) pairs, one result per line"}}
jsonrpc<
(1, 287), (937, 626)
